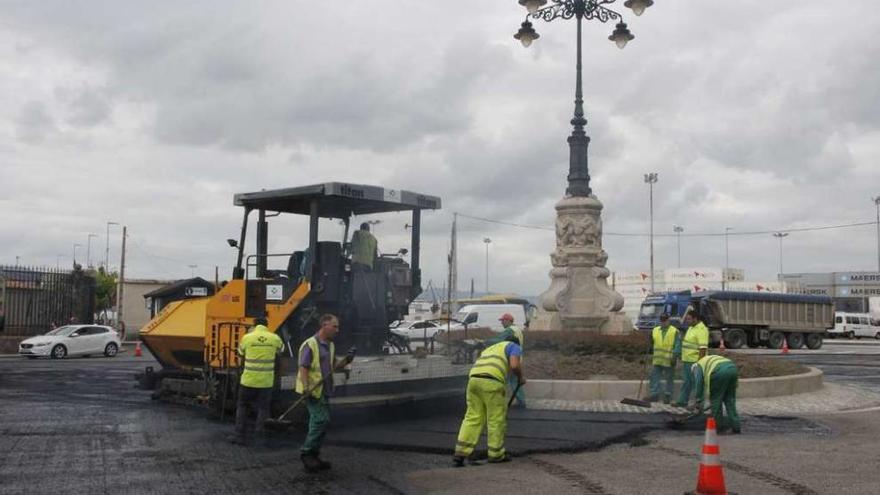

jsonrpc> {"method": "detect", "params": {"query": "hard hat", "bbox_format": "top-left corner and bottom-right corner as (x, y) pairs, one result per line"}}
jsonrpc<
(499, 313), (514, 322)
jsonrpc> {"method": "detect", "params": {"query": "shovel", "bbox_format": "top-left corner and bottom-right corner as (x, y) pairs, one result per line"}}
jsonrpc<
(621, 338), (654, 408)
(264, 375), (328, 430)
(668, 405), (711, 428)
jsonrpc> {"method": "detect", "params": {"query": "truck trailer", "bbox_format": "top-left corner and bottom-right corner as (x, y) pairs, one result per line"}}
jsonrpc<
(637, 290), (833, 350)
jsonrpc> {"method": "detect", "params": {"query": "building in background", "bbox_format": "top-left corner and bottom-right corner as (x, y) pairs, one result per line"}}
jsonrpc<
(121, 279), (175, 337)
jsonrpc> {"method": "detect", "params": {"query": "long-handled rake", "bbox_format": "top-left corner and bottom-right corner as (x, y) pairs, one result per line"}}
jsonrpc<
(620, 337), (654, 408)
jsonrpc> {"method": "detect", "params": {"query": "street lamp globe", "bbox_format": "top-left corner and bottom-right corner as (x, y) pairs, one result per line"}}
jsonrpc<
(609, 22), (635, 49)
(514, 21), (540, 47)
(624, 0), (654, 16)
(519, 0), (548, 15)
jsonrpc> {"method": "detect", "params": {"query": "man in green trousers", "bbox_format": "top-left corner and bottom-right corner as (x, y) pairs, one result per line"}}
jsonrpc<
(675, 310), (709, 408)
(693, 354), (741, 434)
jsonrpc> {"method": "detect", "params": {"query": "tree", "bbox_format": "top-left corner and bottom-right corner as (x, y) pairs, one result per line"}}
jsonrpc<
(94, 266), (117, 318)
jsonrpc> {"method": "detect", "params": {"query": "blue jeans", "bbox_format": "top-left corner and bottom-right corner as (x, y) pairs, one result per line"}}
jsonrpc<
(649, 365), (674, 400)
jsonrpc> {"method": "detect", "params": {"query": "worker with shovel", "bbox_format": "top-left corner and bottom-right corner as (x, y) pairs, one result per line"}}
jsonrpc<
(647, 313), (681, 404)
(453, 333), (525, 467)
(228, 316), (285, 446)
(692, 354), (741, 434)
(296, 314), (355, 472)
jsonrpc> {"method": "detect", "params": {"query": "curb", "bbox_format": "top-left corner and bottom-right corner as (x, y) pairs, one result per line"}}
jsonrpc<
(525, 367), (823, 401)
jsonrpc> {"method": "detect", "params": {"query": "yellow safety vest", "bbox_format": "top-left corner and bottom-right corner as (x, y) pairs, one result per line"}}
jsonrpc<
(696, 355), (732, 397)
(469, 341), (512, 382)
(508, 325), (524, 350)
(351, 230), (378, 268)
(652, 325), (678, 367)
(237, 325), (284, 389)
(296, 336), (336, 399)
(681, 321), (709, 363)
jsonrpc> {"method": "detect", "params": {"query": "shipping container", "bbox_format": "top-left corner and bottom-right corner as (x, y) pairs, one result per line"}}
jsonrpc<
(834, 272), (880, 286)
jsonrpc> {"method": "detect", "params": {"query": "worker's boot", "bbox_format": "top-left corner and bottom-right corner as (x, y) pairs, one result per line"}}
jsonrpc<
(301, 453), (322, 473)
(316, 457), (332, 471)
(487, 454), (511, 464)
(452, 456), (465, 468)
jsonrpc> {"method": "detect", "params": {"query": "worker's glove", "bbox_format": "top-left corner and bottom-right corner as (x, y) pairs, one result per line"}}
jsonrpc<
(345, 346), (357, 364)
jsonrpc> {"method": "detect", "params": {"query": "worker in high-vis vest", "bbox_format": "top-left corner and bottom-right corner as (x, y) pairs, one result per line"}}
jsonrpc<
(675, 310), (710, 408)
(647, 313), (681, 404)
(693, 354), (741, 434)
(484, 313), (526, 408)
(228, 316), (284, 445)
(350, 222), (378, 270)
(297, 314), (355, 473)
(453, 334), (525, 467)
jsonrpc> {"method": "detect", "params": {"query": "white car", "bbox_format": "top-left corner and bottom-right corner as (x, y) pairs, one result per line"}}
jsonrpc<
(390, 320), (445, 342)
(19, 325), (121, 359)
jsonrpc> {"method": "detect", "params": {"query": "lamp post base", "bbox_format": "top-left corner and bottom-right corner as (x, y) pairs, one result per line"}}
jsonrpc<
(529, 194), (631, 334)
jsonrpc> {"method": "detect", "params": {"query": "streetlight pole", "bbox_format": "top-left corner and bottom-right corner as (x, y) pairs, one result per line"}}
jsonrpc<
(73, 243), (83, 268)
(873, 196), (880, 272)
(87, 233), (98, 268)
(188, 264), (198, 278)
(644, 173), (658, 291)
(483, 238), (492, 293)
(673, 225), (684, 268)
(514, 0), (646, 196)
(105, 221), (119, 271)
(773, 232), (789, 276)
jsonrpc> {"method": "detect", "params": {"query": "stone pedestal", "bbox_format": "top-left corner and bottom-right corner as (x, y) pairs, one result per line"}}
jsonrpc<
(530, 195), (632, 334)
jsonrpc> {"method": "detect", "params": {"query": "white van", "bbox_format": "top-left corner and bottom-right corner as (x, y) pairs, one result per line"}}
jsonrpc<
(831, 312), (880, 339)
(452, 304), (526, 333)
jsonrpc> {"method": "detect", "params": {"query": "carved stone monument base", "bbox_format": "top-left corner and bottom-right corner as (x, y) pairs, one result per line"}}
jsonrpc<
(529, 194), (632, 334)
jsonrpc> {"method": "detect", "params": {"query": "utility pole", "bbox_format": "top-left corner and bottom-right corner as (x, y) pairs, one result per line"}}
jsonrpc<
(724, 227), (733, 290)
(873, 196), (880, 272)
(188, 264), (197, 278)
(673, 225), (684, 268)
(773, 232), (789, 277)
(115, 226), (127, 327)
(644, 173), (658, 292)
(86, 233), (98, 268)
(105, 221), (119, 270)
(483, 237), (492, 293)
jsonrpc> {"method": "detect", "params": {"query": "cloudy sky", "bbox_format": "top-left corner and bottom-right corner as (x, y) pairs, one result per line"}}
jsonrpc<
(2, 0), (879, 296)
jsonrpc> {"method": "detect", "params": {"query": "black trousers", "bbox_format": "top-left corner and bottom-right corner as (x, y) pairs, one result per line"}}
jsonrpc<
(234, 385), (272, 436)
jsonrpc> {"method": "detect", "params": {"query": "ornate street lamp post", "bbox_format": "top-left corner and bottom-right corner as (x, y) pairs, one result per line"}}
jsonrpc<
(518, 0), (653, 333)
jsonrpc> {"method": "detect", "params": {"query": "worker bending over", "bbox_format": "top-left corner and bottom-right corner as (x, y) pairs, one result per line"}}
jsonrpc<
(485, 313), (526, 408)
(675, 310), (709, 408)
(297, 314), (355, 472)
(229, 316), (284, 445)
(350, 222), (378, 270)
(648, 313), (680, 404)
(453, 334), (525, 467)
(693, 354), (741, 434)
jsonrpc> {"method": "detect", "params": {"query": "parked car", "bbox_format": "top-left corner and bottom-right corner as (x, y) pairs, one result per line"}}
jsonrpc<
(390, 320), (445, 342)
(18, 325), (121, 359)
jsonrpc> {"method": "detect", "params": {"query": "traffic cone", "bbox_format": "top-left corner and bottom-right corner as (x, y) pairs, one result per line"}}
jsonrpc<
(134, 341), (143, 358)
(781, 337), (789, 355)
(694, 417), (727, 495)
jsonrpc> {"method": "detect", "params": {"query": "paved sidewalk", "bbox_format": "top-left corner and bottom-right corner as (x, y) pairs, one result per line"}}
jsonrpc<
(531, 382), (880, 416)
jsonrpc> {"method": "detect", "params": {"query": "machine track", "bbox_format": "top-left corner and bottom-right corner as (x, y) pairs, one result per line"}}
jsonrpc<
(651, 445), (819, 495)
(523, 456), (612, 495)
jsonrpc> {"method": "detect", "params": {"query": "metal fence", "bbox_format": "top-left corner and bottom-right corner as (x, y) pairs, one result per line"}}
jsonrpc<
(0, 266), (96, 353)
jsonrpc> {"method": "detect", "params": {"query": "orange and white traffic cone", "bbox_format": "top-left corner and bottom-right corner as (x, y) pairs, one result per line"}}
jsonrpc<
(134, 341), (143, 358)
(781, 337), (789, 355)
(693, 417), (727, 494)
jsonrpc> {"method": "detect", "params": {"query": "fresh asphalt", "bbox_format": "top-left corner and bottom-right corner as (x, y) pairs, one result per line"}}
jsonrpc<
(0, 341), (872, 493)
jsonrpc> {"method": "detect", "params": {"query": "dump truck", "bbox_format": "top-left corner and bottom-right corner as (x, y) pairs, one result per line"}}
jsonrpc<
(136, 182), (441, 414)
(637, 290), (833, 350)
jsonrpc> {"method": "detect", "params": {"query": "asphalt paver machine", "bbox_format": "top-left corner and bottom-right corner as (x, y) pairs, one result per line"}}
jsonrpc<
(137, 182), (441, 414)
